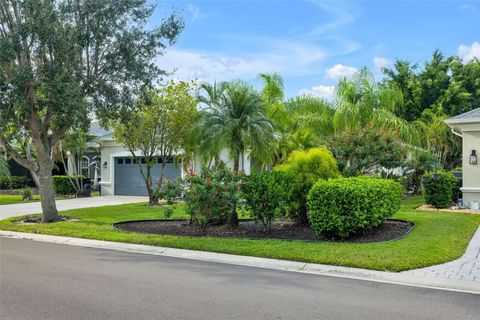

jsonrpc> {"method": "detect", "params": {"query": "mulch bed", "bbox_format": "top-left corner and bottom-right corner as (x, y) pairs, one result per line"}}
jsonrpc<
(113, 219), (414, 243)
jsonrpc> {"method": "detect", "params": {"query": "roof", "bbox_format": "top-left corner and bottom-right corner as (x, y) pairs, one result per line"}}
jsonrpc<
(88, 122), (114, 142)
(88, 122), (112, 137)
(445, 108), (480, 125)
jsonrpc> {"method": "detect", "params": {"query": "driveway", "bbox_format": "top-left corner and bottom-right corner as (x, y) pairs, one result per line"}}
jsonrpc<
(1, 238), (479, 320)
(0, 196), (147, 220)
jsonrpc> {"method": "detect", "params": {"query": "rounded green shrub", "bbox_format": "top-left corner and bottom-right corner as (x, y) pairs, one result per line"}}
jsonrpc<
(276, 147), (340, 225)
(422, 171), (457, 209)
(307, 177), (405, 239)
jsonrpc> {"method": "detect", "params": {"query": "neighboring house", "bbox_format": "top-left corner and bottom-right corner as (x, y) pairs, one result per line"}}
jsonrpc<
(445, 108), (480, 209)
(95, 129), (253, 196)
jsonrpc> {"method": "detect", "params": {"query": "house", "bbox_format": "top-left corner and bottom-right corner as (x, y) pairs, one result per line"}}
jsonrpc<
(445, 108), (480, 209)
(95, 130), (253, 196)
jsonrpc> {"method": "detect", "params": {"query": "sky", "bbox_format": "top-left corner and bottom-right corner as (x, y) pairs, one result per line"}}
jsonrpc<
(152, 0), (480, 99)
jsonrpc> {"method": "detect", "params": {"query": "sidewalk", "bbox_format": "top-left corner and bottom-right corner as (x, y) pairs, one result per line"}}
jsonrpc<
(1, 229), (479, 294)
(402, 226), (480, 283)
(0, 196), (147, 220)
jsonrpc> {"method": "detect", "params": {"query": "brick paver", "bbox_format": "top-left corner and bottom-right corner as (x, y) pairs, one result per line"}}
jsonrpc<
(403, 226), (480, 283)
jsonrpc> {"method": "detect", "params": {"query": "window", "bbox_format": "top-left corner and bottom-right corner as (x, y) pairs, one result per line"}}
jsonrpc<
(125, 158), (131, 164)
(117, 158), (124, 165)
(132, 158), (137, 164)
(141, 157), (147, 164)
(81, 156), (90, 177)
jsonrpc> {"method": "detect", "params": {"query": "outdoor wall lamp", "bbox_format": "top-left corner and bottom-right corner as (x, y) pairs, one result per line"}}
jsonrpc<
(103, 161), (108, 169)
(469, 150), (478, 165)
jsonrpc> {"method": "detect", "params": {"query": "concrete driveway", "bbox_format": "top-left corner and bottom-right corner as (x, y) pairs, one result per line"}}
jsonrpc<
(0, 196), (147, 220)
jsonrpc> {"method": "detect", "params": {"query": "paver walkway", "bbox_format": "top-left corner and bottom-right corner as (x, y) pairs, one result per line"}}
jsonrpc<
(402, 226), (480, 283)
(0, 196), (147, 220)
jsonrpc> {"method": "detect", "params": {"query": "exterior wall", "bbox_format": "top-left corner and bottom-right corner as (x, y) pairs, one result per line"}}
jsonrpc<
(191, 150), (252, 175)
(100, 139), (252, 196)
(99, 141), (132, 196)
(460, 130), (480, 207)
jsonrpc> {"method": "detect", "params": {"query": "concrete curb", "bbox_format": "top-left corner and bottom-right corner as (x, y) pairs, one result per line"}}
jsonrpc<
(1, 230), (479, 294)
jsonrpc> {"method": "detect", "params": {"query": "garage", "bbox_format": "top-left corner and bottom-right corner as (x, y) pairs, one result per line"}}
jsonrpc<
(114, 157), (181, 196)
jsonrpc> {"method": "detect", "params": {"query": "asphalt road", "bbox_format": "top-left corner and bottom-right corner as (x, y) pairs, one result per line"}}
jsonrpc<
(1, 238), (479, 320)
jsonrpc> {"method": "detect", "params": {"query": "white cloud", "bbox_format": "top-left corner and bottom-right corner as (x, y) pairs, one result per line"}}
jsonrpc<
(325, 64), (358, 80)
(187, 4), (205, 22)
(157, 38), (328, 83)
(457, 42), (480, 62)
(299, 85), (336, 101)
(373, 57), (391, 72)
(459, 3), (477, 12)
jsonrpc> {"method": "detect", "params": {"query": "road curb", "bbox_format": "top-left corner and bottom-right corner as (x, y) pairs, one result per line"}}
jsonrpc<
(1, 230), (479, 294)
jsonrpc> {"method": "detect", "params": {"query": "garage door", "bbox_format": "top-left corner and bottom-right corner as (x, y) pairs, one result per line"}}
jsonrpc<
(114, 157), (181, 196)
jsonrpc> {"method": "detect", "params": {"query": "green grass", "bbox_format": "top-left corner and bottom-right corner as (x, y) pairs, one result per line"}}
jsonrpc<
(0, 195), (42, 205)
(0, 196), (479, 272)
(0, 192), (101, 205)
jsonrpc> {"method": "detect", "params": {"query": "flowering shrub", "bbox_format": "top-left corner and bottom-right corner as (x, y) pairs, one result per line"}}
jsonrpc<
(330, 124), (407, 177)
(152, 178), (182, 205)
(183, 162), (244, 226)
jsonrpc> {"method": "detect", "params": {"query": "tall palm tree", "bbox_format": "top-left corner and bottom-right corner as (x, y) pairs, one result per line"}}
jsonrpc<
(333, 67), (416, 143)
(198, 80), (274, 173)
(198, 81), (273, 226)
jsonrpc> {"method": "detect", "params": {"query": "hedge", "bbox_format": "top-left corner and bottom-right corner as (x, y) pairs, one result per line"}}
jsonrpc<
(0, 176), (30, 190)
(53, 175), (89, 196)
(307, 177), (405, 239)
(422, 171), (457, 209)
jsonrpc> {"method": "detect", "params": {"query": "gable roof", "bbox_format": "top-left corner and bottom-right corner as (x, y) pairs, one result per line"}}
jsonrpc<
(445, 108), (480, 125)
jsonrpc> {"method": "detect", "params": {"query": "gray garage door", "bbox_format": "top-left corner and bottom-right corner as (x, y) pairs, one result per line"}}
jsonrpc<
(114, 157), (181, 196)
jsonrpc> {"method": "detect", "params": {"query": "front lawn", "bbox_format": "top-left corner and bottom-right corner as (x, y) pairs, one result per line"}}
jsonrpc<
(0, 196), (479, 272)
(0, 192), (101, 205)
(0, 195), (41, 205)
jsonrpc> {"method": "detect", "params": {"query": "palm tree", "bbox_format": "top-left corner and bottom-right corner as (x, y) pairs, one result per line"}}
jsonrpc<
(198, 80), (273, 225)
(198, 80), (274, 173)
(333, 67), (416, 143)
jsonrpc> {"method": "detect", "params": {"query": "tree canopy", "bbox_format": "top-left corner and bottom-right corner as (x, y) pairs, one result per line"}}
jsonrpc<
(0, 0), (183, 221)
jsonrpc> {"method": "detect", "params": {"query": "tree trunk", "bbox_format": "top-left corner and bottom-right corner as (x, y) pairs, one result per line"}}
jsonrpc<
(227, 156), (240, 227)
(37, 160), (59, 222)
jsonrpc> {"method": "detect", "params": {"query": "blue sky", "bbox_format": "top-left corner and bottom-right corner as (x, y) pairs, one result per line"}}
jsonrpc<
(153, 0), (480, 98)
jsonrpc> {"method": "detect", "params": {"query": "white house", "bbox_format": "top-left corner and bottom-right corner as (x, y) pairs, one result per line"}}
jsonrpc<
(96, 131), (253, 196)
(445, 108), (480, 209)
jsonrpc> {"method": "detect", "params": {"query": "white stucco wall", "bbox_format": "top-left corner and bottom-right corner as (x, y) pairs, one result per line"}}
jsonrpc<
(461, 130), (480, 207)
(448, 122), (480, 208)
(99, 141), (132, 196)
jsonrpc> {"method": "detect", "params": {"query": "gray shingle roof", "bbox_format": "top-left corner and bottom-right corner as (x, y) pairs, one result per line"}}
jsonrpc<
(445, 108), (480, 124)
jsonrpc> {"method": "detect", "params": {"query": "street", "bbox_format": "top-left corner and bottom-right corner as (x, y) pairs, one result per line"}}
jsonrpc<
(1, 238), (479, 320)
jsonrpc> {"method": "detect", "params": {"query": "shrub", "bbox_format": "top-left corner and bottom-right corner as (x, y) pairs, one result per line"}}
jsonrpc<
(242, 171), (294, 232)
(0, 176), (30, 190)
(183, 162), (244, 226)
(330, 124), (407, 177)
(276, 147), (340, 225)
(21, 188), (34, 201)
(307, 177), (405, 239)
(53, 175), (89, 196)
(422, 171), (457, 208)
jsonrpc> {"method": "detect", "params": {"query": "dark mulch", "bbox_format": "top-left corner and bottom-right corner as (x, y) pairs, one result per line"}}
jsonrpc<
(113, 219), (414, 243)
